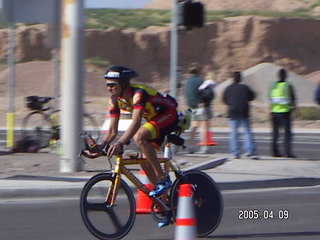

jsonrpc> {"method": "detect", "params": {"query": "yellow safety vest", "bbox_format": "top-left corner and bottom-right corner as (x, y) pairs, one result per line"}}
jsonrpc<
(269, 82), (292, 113)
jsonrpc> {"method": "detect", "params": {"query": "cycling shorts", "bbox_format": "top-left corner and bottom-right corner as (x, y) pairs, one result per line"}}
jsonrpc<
(143, 108), (179, 150)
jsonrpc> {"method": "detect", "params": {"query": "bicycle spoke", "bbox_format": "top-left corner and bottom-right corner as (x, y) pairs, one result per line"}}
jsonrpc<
(80, 173), (136, 240)
(85, 202), (109, 212)
(107, 207), (126, 232)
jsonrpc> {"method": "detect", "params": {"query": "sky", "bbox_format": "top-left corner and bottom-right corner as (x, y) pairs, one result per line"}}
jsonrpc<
(0, 0), (153, 9)
(85, 0), (153, 9)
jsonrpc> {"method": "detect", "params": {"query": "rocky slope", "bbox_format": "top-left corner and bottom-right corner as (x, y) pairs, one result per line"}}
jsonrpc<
(1, 16), (320, 128)
(2, 16), (320, 84)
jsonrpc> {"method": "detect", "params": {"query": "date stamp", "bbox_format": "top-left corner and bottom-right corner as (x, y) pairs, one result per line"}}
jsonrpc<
(238, 209), (289, 220)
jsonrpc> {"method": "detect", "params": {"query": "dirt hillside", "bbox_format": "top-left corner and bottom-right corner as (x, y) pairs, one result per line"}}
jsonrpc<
(2, 15), (320, 129)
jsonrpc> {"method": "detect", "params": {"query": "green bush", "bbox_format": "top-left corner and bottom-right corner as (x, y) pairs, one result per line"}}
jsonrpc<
(292, 106), (320, 120)
(85, 57), (110, 68)
(1, 7), (320, 30)
(86, 9), (171, 30)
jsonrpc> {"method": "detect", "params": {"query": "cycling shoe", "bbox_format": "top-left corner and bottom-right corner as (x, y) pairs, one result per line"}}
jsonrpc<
(149, 178), (172, 197)
(157, 218), (171, 228)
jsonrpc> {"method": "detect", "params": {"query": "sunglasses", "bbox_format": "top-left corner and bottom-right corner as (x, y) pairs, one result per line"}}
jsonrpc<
(106, 82), (118, 87)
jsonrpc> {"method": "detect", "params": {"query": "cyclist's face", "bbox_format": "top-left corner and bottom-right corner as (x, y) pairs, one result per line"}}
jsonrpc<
(106, 80), (121, 96)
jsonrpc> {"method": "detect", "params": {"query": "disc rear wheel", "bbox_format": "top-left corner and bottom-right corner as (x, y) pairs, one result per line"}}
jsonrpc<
(169, 170), (223, 237)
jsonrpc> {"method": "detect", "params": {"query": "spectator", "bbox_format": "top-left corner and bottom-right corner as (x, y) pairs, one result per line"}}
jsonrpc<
(268, 68), (296, 158)
(184, 63), (214, 153)
(197, 72), (217, 153)
(222, 71), (258, 159)
(315, 82), (320, 105)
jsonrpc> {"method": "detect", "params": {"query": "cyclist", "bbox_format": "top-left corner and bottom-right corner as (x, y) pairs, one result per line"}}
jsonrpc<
(99, 65), (179, 199)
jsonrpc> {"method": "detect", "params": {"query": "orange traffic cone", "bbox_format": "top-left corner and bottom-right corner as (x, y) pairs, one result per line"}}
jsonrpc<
(174, 184), (197, 240)
(197, 130), (218, 146)
(136, 170), (153, 214)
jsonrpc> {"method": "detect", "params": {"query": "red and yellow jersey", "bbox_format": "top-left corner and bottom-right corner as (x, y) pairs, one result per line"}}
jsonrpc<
(109, 84), (177, 120)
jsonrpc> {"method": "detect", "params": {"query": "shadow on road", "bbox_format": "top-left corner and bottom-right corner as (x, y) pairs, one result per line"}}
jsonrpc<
(209, 231), (320, 239)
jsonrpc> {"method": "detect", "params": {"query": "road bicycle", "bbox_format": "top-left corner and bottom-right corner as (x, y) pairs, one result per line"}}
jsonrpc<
(79, 130), (223, 240)
(21, 95), (101, 150)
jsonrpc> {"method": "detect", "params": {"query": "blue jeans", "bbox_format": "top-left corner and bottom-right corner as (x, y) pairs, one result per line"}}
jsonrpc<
(228, 118), (257, 157)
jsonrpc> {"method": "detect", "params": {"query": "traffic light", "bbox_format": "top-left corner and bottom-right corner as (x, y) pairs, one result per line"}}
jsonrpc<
(182, 1), (204, 29)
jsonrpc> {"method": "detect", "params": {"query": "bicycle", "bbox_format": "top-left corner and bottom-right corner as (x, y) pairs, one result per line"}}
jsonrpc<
(21, 95), (101, 150)
(79, 129), (223, 240)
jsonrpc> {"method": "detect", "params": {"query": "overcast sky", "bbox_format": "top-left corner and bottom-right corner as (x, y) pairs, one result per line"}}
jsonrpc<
(0, 0), (153, 9)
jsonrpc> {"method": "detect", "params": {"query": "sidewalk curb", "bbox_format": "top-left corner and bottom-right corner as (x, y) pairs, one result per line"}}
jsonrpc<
(1, 158), (319, 199)
(218, 177), (320, 191)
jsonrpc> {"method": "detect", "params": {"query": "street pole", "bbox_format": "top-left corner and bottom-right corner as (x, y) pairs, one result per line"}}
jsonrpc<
(170, 0), (180, 155)
(6, 0), (15, 148)
(60, 0), (84, 172)
(51, 0), (61, 112)
(6, 22), (15, 148)
(170, 0), (179, 98)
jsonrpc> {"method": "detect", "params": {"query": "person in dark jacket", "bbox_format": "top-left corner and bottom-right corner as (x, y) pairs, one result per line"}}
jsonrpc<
(223, 71), (258, 159)
(315, 82), (320, 105)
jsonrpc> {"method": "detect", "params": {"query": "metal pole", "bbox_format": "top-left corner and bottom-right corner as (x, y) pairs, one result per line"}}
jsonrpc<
(60, 0), (84, 172)
(170, 0), (179, 98)
(6, 1), (15, 148)
(49, 0), (61, 151)
(52, 0), (61, 111)
(170, 0), (180, 155)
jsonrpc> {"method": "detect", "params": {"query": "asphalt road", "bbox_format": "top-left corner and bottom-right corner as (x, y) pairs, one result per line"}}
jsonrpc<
(206, 131), (320, 160)
(1, 130), (320, 160)
(1, 186), (319, 240)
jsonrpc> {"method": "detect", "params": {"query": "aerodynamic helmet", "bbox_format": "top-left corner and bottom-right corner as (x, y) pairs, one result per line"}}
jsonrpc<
(104, 66), (138, 83)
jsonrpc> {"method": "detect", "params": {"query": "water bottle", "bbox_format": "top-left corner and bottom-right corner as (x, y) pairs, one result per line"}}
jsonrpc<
(164, 143), (172, 159)
(87, 136), (99, 153)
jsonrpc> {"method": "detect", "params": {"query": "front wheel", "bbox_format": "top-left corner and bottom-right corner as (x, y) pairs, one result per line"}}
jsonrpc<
(80, 173), (136, 240)
(169, 170), (223, 238)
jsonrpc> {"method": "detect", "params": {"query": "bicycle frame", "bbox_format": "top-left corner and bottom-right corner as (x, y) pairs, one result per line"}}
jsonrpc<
(80, 135), (224, 239)
(106, 153), (180, 212)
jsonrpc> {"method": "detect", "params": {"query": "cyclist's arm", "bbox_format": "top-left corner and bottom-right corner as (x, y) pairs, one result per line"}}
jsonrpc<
(101, 116), (119, 146)
(106, 108), (144, 157)
(117, 108), (144, 144)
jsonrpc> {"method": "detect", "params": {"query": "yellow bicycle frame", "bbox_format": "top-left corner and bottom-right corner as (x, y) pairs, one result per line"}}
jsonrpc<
(106, 154), (179, 212)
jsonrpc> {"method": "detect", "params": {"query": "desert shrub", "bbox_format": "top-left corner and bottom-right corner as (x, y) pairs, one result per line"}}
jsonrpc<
(86, 57), (110, 68)
(86, 9), (171, 30)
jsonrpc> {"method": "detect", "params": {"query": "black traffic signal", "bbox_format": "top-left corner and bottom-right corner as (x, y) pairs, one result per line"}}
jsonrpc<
(182, 1), (204, 29)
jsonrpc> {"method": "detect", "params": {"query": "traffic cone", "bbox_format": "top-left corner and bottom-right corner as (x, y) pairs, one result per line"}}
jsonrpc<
(136, 170), (153, 214)
(197, 130), (218, 146)
(174, 184), (197, 240)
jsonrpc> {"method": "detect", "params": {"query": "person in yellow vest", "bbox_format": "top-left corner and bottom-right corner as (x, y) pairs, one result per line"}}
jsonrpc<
(268, 68), (296, 158)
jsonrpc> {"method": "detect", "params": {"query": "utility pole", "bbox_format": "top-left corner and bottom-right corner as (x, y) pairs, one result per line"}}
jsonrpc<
(60, 0), (85, 172)
(6, 21), (15, 148)
(170, 0), (179, 98)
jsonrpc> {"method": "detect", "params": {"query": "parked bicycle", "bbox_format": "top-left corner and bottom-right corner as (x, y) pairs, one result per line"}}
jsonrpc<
(79, 130), (223, 240)
(21, 95), (101, 150)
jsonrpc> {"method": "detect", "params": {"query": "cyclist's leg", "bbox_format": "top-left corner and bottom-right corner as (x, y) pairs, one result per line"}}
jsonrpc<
(140, 161), (157, 186)
(135, 110), (178, 196)
(134, 127), (166, 182)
